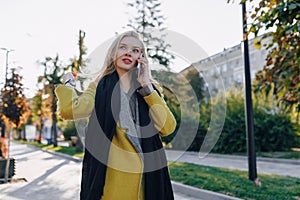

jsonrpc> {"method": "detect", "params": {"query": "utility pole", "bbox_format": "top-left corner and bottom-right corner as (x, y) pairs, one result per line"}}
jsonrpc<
(241, 2), (260, 186)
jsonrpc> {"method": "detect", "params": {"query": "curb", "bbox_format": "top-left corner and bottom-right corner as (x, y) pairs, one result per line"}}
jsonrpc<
(41, 148), (83, 163)
(172, 181), (243, 200)
(20, 142), (83, 163)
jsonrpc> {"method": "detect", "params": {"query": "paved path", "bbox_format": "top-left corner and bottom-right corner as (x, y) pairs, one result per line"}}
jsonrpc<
(0, 142), (81, 200)
(0, 142), (200, 200)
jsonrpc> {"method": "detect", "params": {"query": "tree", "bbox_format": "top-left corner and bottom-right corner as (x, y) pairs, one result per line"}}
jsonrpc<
(39, 55), (69, 147)
(0, 68), (29, 182)
(1, 68), (28, 128)
(183, 67), (206, 103)
(152, 69), (204, 146)
(30, 89), (43, 143)
(127, 0), (174, 68)
(69, 30), (89, 90)
(236, 0), (300, 115)
(68, 30), (89, 152)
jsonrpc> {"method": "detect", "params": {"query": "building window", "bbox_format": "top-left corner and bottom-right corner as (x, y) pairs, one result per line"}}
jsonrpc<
(236, 73), (243, 84)
(250, 53), (256, 62)
(211, 69), (214, 76)
(251, 69), (256, 80)
(222, 63), (227, 72)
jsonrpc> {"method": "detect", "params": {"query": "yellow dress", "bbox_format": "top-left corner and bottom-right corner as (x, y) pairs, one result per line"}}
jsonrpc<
(55, 81), (176, 200)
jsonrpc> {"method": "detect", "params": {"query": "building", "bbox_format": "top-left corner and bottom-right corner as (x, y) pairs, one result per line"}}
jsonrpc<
(182, 34), (271, 94)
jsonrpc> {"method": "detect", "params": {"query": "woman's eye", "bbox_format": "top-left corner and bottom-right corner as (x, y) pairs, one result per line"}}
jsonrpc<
(120, 46), (126, 50)
(133, 49), (140, 53)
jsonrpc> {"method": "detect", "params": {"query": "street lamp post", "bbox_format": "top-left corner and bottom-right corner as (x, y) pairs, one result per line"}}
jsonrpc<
(0, 48), (14, 83)
(241, 2), (260, 186)
(0, 47), (14, 183)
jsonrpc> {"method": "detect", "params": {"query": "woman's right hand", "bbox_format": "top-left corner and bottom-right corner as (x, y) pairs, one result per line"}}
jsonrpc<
(63, 72), (76, 87)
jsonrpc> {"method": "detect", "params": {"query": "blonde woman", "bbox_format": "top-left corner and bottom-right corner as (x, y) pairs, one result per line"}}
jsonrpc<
(55, 31), (176, 200)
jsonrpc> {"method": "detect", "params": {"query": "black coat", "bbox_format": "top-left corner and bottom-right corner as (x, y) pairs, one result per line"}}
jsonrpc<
(80, 71), (174, 200)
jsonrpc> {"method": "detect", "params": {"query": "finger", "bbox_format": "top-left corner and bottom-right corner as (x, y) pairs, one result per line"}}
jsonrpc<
(138, 60), (148, 70)
(138, 56), (148, 63)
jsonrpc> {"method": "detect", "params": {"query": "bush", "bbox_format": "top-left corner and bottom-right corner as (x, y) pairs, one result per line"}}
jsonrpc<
(211, 91), (300, 153)
(211, 93), (247, 153)
(254, 107), (300, 152)
(165, 118), (202, 151)
(176, 90), (300, 153)
(62, 121), (77, 140)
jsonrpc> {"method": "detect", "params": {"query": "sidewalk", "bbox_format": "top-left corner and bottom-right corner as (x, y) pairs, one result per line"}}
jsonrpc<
(165, 150), (300, 179)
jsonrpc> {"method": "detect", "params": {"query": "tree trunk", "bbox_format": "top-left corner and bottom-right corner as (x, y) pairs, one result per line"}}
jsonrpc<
(51, 85), (58, 147)
(4, 125), (12, 182)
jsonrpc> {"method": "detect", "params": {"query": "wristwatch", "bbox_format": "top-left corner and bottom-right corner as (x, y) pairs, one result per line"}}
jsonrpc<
(64, 79), (76, 87)
(138, 84), (154, 96)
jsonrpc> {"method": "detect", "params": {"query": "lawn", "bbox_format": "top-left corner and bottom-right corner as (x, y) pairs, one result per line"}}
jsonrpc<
(169, 162), (300, 200)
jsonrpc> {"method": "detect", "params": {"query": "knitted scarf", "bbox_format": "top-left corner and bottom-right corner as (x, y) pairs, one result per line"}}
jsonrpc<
(80, 71), (174, 200)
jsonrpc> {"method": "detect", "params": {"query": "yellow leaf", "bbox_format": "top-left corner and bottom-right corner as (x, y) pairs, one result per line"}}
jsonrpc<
(254, 39), (262, 50)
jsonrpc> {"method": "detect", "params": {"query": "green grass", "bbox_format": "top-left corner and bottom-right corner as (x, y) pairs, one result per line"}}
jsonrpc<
(169, 162), (300, 200)
(13, 140), (84, 158)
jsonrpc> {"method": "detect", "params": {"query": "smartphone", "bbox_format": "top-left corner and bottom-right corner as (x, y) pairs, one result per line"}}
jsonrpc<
(137, 54), (143, 77)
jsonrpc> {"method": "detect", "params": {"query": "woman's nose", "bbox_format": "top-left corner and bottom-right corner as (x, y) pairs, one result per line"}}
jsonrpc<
(124, 49), (133, 56)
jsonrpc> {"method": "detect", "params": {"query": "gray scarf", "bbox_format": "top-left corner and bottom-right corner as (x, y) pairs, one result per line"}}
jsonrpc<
(119, 88), (144, 160)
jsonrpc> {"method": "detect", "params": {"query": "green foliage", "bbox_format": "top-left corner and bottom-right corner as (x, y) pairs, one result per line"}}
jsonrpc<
(127, 0), (174, 68)
(152, 70), (182, 144)
(40, 55), (68, 85)
(152, 69), (205, 147)
(184, 68), (206, 102)
(35, 30), (89, 146)
(69, 30), (89, 91)
(30, 90), (43, 135)
(62, 121), (77, 140)
(243, 0), (300, 114)
(211, 91), (247, 153)
(155, 66), (299, 153)
(0, 69), (27, 127)
(254, 107), (300, 152)
(151, 69), (182, 119)
(175, 86), (300, 153)
(30, 90), (43, 118)
(212, 89), (300, 153)
(169, 162), (300, 200)
(39, 55), (69, 146)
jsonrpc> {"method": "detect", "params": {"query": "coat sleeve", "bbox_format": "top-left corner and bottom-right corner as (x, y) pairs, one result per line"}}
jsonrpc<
(55, 82), (97, 120)
(143, 84), (177, 136)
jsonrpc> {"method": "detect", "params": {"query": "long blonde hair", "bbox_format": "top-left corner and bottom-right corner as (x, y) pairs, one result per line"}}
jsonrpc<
(95, 31), (147, 82)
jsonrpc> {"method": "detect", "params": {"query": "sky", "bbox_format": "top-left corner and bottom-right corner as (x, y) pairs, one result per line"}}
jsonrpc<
(0, 0), (244, 98)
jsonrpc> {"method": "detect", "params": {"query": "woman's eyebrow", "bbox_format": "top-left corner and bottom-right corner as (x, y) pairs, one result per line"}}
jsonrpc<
(119, 43), (142, 49)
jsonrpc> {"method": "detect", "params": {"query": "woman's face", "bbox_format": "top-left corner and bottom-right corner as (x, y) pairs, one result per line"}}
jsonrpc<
(115, 36), (143, 75)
